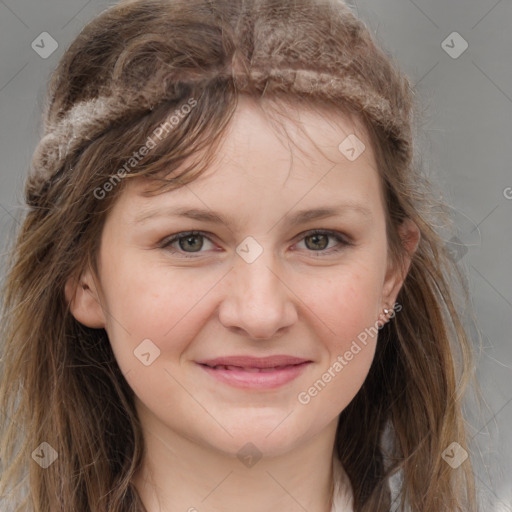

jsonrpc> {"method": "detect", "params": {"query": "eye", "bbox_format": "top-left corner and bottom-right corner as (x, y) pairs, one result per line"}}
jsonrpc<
(158, 229), (352, 258)
(159, 231), (215, 258)
(295, 229), (351, 254)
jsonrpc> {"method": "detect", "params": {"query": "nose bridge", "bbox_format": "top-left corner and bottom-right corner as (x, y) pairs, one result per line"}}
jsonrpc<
(238, 251), (281, 305)
(235, 242), (285, 312)
(219, 238), (297, 339)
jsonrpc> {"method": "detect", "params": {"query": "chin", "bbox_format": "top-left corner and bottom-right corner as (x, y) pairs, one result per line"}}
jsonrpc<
(197, 416), (311, 459)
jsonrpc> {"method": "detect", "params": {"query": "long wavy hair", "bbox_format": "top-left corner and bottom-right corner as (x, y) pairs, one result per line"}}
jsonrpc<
(0, 0), (479, 510)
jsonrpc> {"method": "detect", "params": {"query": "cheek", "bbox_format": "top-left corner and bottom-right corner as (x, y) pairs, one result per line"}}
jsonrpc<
(301, 262), (384, 347)
(294, 266), (383, 419)
(99, 256), (216, 367)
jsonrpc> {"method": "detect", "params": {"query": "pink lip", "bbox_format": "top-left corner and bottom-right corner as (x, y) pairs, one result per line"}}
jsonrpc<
(196, 355), (312, 390)
(197, 355), (310, 368)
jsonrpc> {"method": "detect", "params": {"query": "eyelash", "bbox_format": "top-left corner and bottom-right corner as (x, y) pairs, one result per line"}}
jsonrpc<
(158, 229), (353, 259)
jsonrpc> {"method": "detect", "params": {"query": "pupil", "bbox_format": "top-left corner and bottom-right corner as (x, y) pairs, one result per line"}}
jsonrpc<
(306, 234), (328, 250)
(180, 235), (203, 252)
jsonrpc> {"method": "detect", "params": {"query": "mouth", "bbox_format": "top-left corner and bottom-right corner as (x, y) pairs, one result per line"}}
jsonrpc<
(196, 357), (311, 390)
(197, 355), (311, 368)
(200, 363), (302, 372)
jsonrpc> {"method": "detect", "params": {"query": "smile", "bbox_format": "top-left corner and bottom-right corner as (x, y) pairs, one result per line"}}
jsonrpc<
(197, 361), (311, 390)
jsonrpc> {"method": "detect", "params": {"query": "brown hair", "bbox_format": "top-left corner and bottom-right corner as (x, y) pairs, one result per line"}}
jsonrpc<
(0, 0), (479, 510)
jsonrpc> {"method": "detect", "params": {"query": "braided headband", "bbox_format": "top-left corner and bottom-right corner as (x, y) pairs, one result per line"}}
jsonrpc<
(28, 66), (412, 200)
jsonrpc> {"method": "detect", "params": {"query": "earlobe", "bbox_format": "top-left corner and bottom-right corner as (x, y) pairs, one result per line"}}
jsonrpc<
(64, 270), (106, 329)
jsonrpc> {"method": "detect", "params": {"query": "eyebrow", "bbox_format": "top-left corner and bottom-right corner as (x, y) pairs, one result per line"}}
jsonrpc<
(133, 203), (373, 227)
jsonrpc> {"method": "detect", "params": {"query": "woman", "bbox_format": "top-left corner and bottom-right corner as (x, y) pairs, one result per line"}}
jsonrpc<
(0, 0), (478, 510)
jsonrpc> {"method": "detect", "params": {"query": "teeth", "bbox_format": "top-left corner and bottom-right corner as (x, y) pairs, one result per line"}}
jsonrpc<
(233, 365), (259, 372)
(212, 364), (290, 372)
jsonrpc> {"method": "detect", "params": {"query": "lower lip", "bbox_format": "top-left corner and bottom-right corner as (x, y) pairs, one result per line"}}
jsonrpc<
(197, 362), (311, 389)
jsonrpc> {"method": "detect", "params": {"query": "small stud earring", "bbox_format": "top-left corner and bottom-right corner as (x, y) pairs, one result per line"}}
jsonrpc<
(378, 306), (393, 326)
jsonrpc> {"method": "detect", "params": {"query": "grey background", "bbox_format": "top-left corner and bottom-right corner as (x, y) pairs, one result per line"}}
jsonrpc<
(0, 0), (510, 510)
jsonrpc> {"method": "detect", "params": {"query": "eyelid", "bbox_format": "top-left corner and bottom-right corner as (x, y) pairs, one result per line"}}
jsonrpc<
(293, 229), (353, 247)
(158, 229), (353, 258)
(157, 230), (217, 257)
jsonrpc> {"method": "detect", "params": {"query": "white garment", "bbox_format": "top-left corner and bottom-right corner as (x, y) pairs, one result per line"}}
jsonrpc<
(330, 454), (354, 512)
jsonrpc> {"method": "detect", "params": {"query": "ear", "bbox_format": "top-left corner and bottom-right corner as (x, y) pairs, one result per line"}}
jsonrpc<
(381, 218), (421, 308)
(64, 267), (106, 329)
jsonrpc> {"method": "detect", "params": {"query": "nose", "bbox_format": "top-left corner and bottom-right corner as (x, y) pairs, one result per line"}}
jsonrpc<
(217, 249), (298, 340)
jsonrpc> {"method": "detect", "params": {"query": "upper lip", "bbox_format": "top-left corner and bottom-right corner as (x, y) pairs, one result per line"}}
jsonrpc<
(197, 355), (311, 369)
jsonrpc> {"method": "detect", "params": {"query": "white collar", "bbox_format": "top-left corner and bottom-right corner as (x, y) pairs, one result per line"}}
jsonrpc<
(330, 454), (354, 512)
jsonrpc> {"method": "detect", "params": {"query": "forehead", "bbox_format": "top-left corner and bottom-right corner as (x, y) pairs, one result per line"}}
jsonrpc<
(223, 95), (373, 166)
(119, 95), (383, 221)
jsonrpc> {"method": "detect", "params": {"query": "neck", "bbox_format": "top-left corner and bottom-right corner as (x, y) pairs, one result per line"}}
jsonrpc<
(132, 404), (339, 512)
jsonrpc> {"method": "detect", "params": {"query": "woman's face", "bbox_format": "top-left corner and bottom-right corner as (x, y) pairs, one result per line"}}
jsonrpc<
(68, 96), (415, 458)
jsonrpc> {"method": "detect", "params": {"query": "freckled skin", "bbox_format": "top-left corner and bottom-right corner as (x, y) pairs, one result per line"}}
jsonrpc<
(68, 96), (417, 512)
